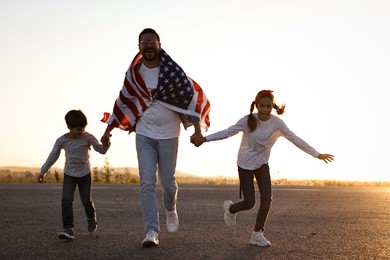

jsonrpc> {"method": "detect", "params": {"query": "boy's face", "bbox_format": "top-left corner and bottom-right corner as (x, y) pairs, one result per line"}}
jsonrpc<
(68, 126), (85, 138)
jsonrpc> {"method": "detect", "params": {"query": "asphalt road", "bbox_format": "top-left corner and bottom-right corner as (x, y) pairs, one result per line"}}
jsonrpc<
(0, 183), (389, 259)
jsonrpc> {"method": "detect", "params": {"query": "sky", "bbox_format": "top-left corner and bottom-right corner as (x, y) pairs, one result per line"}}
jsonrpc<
(1, 0), (389, 182)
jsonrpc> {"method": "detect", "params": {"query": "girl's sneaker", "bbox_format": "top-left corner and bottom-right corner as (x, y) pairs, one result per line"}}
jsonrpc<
(250, 231), (271, 247)
(58, 227), (74, 240)
(223, 200), (236, 227)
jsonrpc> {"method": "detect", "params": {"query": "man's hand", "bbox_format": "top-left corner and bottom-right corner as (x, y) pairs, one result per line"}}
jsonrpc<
(190, 134), (206, 147)
(101, 134), (111, 147)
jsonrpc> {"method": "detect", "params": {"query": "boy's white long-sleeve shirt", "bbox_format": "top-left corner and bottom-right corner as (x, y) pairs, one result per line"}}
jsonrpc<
(40, 132), (109, 177)
(205, 114), (320, 170)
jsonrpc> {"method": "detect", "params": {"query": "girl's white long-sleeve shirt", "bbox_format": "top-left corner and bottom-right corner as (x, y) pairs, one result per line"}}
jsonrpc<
(205, 114), (320, 170)
(40, 132), (109, 177)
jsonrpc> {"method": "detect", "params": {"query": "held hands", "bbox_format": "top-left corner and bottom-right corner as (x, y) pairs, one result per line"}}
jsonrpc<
(317, 153), (334, 163)
(101, 133), (111, 147)
(190, 133), (206, 147)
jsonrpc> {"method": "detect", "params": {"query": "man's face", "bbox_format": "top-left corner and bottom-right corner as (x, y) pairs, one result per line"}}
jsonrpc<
(139, 33), (161, 62)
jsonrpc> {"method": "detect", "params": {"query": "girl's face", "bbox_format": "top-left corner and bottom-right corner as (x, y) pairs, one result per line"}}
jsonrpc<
(256, 96), (273, 121)
(68, 126), (85, 138)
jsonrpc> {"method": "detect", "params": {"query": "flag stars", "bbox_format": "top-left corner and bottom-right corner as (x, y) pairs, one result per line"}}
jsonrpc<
(154, 50), (194, 109)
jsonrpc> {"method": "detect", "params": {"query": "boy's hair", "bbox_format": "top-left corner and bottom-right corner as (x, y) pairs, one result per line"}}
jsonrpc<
(65, 110), (88, 128)
(138, 28), (160, 43)
(247, 90), (286, 132)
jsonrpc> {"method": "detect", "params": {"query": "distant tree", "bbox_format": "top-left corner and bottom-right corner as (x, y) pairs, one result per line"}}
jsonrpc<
(54, 170), (60, 183)
(92, 167), (101, 183)
(103, 156), (114, 183)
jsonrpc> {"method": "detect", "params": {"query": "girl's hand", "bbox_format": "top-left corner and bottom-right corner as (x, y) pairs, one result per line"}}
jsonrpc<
(317, 153), (334, 163)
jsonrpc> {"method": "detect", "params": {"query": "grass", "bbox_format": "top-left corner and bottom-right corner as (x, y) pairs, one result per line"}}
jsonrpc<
(0, 166), (389, 187)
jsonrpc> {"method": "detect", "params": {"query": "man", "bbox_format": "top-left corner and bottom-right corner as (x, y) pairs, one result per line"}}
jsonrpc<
(101, 28), (211, 247)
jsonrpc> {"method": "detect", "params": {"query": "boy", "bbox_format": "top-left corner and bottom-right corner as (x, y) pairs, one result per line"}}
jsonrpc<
(38, 110), (110, 240)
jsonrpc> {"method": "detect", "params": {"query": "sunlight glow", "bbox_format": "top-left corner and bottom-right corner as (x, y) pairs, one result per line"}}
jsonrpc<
(1, 0), (389, 182)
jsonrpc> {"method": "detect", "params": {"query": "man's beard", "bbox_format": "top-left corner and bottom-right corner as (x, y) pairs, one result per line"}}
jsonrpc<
(142, 48), (159, 62)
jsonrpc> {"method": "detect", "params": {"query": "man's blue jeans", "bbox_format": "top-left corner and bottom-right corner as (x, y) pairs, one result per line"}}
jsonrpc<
(62, 173), (96, 229)
(136, 134), (178, 232)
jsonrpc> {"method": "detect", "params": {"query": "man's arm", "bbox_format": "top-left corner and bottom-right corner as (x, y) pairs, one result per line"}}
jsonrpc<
(190, 121), (203, 145)
(101, 125), (114, 146)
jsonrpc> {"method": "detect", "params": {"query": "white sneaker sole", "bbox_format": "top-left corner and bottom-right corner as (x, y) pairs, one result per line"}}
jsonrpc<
(58, 232), (74, 240)
(250, 240), (271, 247)
(142, 240), (159, 247)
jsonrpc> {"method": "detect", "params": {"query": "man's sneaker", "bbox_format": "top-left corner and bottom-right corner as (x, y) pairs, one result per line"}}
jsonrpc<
(166, 209), (179, 233)
(88, 219), (97, 233)
(58, 227), (74, 240)
(250, 231), (271, 247)
(142, 229), (159, 247)
(223, 200), (236, 227)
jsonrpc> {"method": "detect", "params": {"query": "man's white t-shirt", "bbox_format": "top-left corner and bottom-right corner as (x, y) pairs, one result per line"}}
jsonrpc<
(135, 63), (181, 139)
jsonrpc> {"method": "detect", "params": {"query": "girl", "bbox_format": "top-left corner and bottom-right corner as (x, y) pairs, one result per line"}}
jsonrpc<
(192, 90), (334, 247)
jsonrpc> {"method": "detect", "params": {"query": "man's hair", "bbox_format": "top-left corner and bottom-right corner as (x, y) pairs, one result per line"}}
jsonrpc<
(138, 28), (160, 43)
(65, 110), (87, 128)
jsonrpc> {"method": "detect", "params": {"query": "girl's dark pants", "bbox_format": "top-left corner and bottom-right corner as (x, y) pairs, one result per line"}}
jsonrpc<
(62, 173), (96, 229)
(230, 164), (272, 231)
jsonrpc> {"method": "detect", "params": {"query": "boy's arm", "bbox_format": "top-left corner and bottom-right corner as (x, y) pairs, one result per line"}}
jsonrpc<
(38, 139), (62, 183)
(89, 133), (110, 154)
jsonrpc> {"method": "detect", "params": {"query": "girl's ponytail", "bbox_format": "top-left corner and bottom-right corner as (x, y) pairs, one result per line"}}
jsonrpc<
(273, 103), (286, 115)
(247, 101), (257, 132)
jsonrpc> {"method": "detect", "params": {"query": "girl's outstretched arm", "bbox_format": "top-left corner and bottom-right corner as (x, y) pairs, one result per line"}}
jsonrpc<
(317, 153), (334, 163)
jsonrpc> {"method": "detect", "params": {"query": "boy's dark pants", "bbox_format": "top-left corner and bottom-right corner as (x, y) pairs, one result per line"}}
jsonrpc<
(62, 173), (96, 229)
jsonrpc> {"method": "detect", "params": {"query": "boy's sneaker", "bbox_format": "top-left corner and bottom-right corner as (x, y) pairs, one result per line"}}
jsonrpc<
(166, 209), (179, 233)
(223, 200), (236, 227)
(250, 231), (271, 247)
(88, 219), (97, 233)
(58, 227), (74, 240)
(142, 229), (159, 247)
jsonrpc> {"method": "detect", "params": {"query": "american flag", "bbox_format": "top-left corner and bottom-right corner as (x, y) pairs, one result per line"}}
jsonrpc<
(102, 49), (211, 132)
